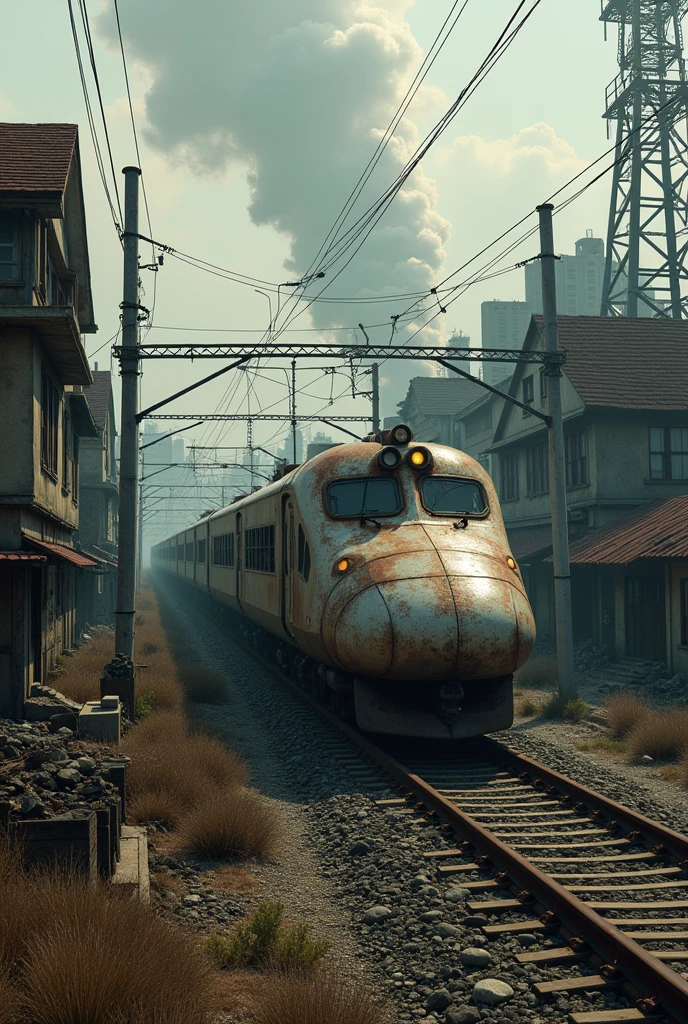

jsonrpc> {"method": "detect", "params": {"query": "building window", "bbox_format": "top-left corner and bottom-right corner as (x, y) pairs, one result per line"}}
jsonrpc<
(0, 213), (20, 281)
(71, 431), (79, 503)
(649, 427), (688, 480)
(539, 370), (547, 405)
(500, 453), (519, 501)
(297, 524), (311, 582)
(41, 371), (59, 476)
(212, 533), (234, 567)
(197, 539), (206, 564)
(526, 442), (549, 495)
(522, 375), (534, 416)
(245, 525), (276, 573)
(682, 580), (688, 645)
(62, 407), (71, 493)
(185, 542), (193, 561)
(565, 429), (588, 487)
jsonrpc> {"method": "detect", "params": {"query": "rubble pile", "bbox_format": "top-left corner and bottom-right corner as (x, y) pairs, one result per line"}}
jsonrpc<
(0, 718), (119, 822)
(103, 654), (134, 679)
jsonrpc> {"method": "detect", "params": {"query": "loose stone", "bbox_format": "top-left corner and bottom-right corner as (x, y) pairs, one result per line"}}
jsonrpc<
(472, 979), (514, 1006)
(425, 988), (452, 1012)
(363, 905), (392, 925)
(460, 947), (492, 968)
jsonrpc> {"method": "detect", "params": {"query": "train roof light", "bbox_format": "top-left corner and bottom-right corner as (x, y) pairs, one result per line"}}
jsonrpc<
(388, 423), (413, 446)
(378, 447), (402, 471)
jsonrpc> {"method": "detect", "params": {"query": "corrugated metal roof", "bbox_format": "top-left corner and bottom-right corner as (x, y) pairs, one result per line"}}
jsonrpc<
(507, 526), (552, 560)
(24, 539), (99, 568)
(534, 315), (688, 411)
(566, 497), (688, 564)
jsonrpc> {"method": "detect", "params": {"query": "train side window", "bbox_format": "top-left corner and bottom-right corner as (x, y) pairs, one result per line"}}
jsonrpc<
(297, 524), (311, 582)
(197, 540), (206, 563)
(245, 524), (276, 573)
(420, 477), (488, 517)
(326, 477), (402, 518)
(212, 533), (235, 567)
(185, 541), (193, 561)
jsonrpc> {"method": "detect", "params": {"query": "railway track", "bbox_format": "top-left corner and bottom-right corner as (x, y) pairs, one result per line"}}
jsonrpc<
(171, 585), (688, 1024)
(253, 649), (688, 1023)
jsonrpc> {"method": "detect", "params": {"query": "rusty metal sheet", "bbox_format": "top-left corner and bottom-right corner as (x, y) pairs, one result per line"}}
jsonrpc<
(378, 576), (458, 680)
(565, 496), (688, 564)
(365, 549), (446, 584)
(449, 576), (522, 678)
(334, 585), (393, 676)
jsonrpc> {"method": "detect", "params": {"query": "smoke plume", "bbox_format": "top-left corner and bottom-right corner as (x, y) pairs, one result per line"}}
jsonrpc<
(98, 1), (451, 412)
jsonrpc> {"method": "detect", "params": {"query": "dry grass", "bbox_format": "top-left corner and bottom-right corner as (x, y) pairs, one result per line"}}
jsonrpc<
(51, 629), (114, 704)
(249, 971), (394, 1024)
(203, 866), (259, 894)
(179, 665), (229, 704)
(605, 692), (651, 739)
(515, 656), (558, 690)
(539, 695), (590, 723)
(576, 737), (628, 755)
(626, 708), (688, 762)
(179, 791), (278, 860)
(207, 902), (329, 971)
(516, 697), (538, 717)
(0, 839), (214, 1024)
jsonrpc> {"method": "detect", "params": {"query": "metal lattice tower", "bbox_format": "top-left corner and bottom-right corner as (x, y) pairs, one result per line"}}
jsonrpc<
(601, 0), (688, 318)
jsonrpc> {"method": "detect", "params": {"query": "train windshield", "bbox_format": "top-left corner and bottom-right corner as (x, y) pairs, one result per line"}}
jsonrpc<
(420, 477), (488, 516)
(326, 477), (402, 518)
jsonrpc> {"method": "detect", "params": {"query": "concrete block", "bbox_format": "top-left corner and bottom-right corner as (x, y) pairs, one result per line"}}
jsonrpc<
(113, 825), (149, 902)
(78, 698), (121, 743)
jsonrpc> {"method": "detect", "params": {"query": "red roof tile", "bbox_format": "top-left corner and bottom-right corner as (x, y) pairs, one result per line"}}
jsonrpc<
(0, 552), (47, 562)
(534, 315), (688, 411)
(566, 496), (688, 564)
(0, 123), (77, 196)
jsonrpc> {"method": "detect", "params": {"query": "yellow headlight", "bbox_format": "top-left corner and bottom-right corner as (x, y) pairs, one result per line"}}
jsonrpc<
(410, 450), (426, 467)
(337, 558), (350, 573)
(506, 557), (517, 571)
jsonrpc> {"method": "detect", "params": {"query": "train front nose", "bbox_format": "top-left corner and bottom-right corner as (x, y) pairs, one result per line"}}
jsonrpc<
(325, 550), (534, 681)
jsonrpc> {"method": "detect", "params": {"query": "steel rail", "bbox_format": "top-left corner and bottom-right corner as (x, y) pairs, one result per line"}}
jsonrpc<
(244, 649), (688, 1022)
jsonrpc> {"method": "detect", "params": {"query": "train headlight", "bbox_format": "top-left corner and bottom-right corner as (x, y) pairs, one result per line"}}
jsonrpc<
(378, 447), (402, 471)
(389, 423), (413, 446)
(506, 556), (517, 572)
(408, 447), (431, 469)
(336, 558), (350, 573)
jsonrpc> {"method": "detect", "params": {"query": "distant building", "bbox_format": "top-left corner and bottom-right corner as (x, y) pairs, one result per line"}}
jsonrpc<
(397, 376), (479, 447)
(277, 429), (304, 465)
(306, 431), (339, 462)
(480, 301), (534, 386)
(0, 123), (99, 717)
(437, 331), (476, 378)
(76, 369), (118, 629)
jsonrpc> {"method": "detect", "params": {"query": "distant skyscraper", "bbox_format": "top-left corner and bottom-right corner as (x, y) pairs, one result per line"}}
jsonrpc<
(437, 330), (476, 379)
(525, 230), (605, 316)
(480, 301), (534, 386)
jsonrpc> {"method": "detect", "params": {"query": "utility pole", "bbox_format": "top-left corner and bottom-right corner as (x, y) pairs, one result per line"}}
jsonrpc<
(115, 166), (141, 660)
(291, 358), (298, 463)
(371, 362), (380, 432)
(538, 204), (576, 701)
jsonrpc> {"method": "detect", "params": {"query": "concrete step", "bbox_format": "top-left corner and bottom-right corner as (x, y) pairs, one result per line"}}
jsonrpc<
(112, 825), (149, 902)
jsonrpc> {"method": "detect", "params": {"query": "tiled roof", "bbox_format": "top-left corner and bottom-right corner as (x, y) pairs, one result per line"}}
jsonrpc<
(82, 371), (112, 429)
(0, 123), (77, 196)
(565, 497), (688, 564)
(24, 538), (99, 568)
(403, 375), (482, 416)
(535, 315), (688, 410)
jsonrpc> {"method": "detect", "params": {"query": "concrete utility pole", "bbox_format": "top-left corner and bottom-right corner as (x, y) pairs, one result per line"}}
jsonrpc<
(115, 166), (141, 660)
(538, 204), (577, 700)
(371, 362), (380, 433)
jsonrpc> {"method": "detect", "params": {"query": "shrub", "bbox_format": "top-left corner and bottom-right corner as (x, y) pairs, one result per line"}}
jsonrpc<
(179, 790), (278, 860)
(250, 971), (393, 1024)
(207, 902), (329, 971)
(134, 690), (155, 721)
(517, 698), (538, 717)
(626, 709), (688, 762)
(128, 791), (183, 829)
(187, 733), (248, 790)
(539, 695), (589, 722)
(605, 692), (650, 739)
(179, 665), (228, 704)
(515, 657), (558, 690)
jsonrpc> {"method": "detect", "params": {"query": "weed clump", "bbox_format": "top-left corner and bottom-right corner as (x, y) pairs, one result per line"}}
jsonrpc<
(576, 737), (627, 754)
(516, 698), (538, 718)
(180, 791), (277, 860)
(605, 692), (650, 739)
(179, 665), (228, 704)
(207, 902), (329, 971)
(250, 970), (394, 1024)
(539, 695), (589, 723)
(626, 709), (688, 762)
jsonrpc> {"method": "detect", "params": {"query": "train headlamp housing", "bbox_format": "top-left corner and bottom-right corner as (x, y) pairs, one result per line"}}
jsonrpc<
(407, 447), (432, 470)
(506, 556), (518, 572)
(388, 423), (413, 446)
(336, 558), (351, 574)
(377, 446), (402, 472)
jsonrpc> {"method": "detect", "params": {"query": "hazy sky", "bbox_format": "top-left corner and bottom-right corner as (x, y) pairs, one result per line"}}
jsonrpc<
(2, 0), (617, 534)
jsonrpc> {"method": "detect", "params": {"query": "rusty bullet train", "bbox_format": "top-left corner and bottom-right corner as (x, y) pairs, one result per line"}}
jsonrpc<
(152, 424), (536, 739)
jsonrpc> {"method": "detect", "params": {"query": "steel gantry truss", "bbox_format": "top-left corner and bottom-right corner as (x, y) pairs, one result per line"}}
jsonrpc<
(601, 0), (688, 317)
